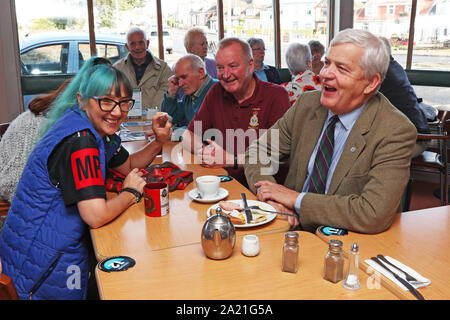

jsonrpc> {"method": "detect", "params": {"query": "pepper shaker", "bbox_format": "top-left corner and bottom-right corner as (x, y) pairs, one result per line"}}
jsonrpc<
(282, 231), (299, 273)
(323, 239), (344, 283)
(342, 243), (361, 290)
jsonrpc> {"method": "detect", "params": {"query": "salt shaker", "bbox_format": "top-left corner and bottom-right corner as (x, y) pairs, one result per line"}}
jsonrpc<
(323, 239), (344, 283)
(342, 243), (361, 290)
(282, 231), (299, 273)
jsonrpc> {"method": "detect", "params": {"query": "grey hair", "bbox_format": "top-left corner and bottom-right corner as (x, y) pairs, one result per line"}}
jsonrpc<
(329, 28), (389, 81)
(184, 27), (207, 51)
(126, 26), (147, 43)
(218, 37), (253, 63)
(308, 40), (325, 55)
(175, 54), (206, 72)
(379, 36), (392, 56)
(247, 37), (265, 49)
(285, 43), (312, 75)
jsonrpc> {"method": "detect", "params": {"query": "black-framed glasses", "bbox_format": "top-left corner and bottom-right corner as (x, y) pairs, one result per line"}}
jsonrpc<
(251, 47), (266, 52)
(92, 96), (135, 113)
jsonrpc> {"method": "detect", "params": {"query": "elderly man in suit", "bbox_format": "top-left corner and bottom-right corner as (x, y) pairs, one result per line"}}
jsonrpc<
(244, 29), (417, 234)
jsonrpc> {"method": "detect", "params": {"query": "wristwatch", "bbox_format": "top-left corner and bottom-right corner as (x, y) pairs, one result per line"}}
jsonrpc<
(119, 187), (143, 203)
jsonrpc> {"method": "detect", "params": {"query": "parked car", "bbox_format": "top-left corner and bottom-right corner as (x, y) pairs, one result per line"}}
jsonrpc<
(19, 32), (128, 107)
(148, 30), (173, 54)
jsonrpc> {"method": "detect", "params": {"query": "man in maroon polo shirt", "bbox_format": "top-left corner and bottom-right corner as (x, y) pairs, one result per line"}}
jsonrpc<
(182, 37), (290, 187)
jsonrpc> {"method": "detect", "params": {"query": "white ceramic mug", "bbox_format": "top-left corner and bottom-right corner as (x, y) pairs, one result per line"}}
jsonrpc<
(241, 234), (260, 257)
(196, 175), (220, 198)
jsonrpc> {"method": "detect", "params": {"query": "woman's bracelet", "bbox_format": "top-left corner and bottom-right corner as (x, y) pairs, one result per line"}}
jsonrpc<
(119, 187), (143, 203)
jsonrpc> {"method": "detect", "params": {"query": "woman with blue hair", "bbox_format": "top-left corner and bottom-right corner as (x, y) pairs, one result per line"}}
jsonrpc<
(0, 57), (172, 299)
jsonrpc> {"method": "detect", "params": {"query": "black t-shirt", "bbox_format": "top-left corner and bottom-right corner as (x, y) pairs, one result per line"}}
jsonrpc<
(47, 130), (129, 206)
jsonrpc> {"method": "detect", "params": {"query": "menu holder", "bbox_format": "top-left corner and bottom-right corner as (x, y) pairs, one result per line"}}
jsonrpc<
(127, 89), (142, 118)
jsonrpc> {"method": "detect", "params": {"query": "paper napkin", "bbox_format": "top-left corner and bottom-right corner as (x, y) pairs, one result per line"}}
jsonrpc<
(365, 256), (431, 291)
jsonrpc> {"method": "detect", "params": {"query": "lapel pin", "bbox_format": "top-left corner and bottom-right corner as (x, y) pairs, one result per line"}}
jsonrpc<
(350, 147), (356, 153)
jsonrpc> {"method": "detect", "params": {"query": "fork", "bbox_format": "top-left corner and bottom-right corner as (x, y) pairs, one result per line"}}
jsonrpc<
(376, 254), (427, 286)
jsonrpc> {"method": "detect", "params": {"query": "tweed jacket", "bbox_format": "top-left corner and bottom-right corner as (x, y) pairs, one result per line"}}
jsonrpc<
(114, 51), (172, 110)
(244, 90), (417, 234)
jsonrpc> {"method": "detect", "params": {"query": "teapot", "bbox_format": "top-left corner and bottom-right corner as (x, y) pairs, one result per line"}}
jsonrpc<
(201, 208), (236, 260)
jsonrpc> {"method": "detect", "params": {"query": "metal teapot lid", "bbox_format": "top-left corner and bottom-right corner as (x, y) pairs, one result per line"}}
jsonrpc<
(207, 212), (232, 225)
(207, 207), (231, 224)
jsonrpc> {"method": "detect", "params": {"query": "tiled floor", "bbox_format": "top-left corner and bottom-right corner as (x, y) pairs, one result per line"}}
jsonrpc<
(409, 180), (445, 211)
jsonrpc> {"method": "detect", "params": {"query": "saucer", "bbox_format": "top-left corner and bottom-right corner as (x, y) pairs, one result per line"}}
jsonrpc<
(188, 188), (229, 203)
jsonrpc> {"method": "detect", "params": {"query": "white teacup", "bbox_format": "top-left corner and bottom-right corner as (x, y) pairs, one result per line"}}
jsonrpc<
(241, 235), (260, 257)
(196, 175), (221, 199)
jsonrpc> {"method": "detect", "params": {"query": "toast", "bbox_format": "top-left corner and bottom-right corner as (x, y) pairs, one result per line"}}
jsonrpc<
(211, 208), (246, 225)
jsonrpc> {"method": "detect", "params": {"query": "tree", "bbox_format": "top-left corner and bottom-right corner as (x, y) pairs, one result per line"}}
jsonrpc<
(95, 0), (145, 29)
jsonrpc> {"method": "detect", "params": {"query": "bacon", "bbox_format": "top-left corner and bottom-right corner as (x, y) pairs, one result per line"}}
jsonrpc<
(218, 201), (242, 212)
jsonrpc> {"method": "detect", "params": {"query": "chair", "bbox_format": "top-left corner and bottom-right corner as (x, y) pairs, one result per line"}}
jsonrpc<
(0, 122), (10, 139)
(410, 110), (450, 205)
(0, 123), (11, 216)
(0, 200), (9, 216)
(0, 273), (19, 300)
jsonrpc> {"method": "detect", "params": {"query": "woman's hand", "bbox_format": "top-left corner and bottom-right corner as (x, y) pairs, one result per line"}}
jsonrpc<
(123, 168), (146, 193)
(78, 168), (146, 229)
(152, 112), (172, 144)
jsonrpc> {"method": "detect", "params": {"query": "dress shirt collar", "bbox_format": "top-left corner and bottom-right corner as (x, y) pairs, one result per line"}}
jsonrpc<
(327, 103), (367, 131)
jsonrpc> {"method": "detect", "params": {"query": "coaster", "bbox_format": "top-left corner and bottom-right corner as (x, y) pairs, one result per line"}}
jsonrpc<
(317, 226), (348, 236)
(98, 256), (136, 272)
(218, 175), (233, 182)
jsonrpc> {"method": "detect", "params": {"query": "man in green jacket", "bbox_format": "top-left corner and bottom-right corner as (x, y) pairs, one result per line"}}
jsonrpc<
(244, 29), (417, 234)
(114, 27), (172, 110)
(162, 54), (217, 128)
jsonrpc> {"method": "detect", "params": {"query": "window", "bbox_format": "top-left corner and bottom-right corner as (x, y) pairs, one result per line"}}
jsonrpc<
(388, 5), (395, 15)
(280, 0), (327, 68)
(15, 0), (88, 105)
(78, 42), (125, 68)
(413, 0), (450, 71)
(161, 0), (219, 66)
(354, 0), (450, 110)
(21, 43), (69, 75)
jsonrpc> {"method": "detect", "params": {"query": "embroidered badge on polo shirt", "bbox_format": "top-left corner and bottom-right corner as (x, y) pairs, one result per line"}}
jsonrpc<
(249, 110), (259, 128)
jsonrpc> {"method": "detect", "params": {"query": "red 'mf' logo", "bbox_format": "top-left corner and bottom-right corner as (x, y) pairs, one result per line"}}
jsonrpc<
(71, 148), (104, 190)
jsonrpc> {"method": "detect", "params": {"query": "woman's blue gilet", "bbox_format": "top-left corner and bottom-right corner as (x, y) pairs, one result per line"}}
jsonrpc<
(0, 106), (120, 299)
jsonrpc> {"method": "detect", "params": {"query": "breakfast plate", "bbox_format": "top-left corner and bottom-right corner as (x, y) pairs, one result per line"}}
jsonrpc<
(206, 199), (277, 228)
(188, 187), (229, 203)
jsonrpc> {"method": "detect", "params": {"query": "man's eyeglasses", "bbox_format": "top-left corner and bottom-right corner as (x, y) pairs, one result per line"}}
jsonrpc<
(251, 47), (266, 52)
(92, 96), (135, 113)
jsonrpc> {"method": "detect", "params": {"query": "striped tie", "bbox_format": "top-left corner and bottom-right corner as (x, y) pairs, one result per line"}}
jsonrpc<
(308, 115), (340, 194)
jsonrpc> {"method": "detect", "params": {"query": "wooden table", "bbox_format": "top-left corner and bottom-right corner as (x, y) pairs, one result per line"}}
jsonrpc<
(95, 231), (398, 300)
(90, 142), (290, 261)
(316, 205), (450, 300)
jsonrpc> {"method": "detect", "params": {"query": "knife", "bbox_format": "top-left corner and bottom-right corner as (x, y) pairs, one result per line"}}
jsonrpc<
(370, 257), (425, 300)
(377, 254), (420, 283)
(240, 193), (253, 224)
